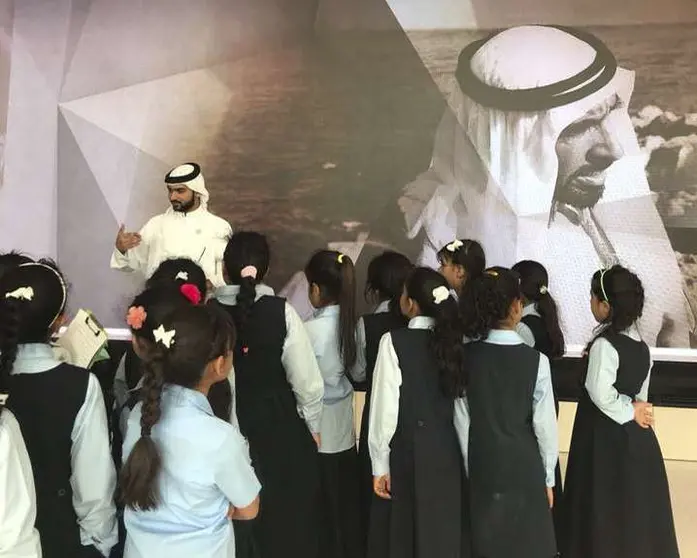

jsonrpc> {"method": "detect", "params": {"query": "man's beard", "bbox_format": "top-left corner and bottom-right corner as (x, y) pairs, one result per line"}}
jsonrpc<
(171, 197), (196, 212)
(553, 172), (606, 209)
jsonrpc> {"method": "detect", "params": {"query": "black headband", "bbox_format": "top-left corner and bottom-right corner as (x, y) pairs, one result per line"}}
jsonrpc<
(165, 163), (201, 184)
(455, 25), (617, 112)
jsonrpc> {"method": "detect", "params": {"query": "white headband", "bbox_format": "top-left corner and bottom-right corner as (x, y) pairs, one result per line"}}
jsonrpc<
(14, 263), (67, 327)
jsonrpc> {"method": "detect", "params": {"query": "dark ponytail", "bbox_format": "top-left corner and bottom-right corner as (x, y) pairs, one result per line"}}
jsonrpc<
(511, 260), (565, 359)
(305, 250), (357, 371)
(405, 267), (466, 397)
(121, 352), (165, 510)
(364, 251), (414, 318)
(462, 266), (522, 340)
(222, 232), (270, 334)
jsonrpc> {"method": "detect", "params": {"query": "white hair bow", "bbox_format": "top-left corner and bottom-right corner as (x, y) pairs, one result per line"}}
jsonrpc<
(539, 285), (549, 295)
(446, 239), (463, 252)
(432, 285), (450, 305)
(5, 286), (34, 301)
(175, 271), (189, 281)
(153, 325), (176, 348)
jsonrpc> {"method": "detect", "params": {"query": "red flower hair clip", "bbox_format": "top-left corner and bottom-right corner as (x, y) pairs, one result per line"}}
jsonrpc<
(180, 283), (202, 305)
(126, 306), (147, 330)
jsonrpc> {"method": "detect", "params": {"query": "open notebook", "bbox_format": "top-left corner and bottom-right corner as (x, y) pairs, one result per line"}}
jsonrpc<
(55, 309), (109, 369)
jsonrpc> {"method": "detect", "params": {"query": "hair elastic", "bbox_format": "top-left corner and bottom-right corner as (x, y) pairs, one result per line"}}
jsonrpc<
(337, 253), (345, 264)
(432, 285), (450, 305)
(240, 265), (258, 279)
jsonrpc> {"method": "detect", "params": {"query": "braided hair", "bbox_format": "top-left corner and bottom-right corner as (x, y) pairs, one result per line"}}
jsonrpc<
(121, 302), (235, 510)
(221, 232), (270, 332)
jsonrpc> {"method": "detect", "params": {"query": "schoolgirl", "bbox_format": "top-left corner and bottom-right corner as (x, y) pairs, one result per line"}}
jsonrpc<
(0, 262), (117, 558)
(368, 267), (467, 558)
(121, 302), (260, 558)
(562, 265), (679, 558)
(353, 250), (413, 545)
(458, 267), (558, 558)
(214, 231), (324, 558)
(304, 250), (362, 558)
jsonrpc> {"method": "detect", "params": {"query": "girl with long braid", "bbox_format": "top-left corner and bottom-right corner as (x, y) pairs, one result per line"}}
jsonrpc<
(120, 302), (260, 558)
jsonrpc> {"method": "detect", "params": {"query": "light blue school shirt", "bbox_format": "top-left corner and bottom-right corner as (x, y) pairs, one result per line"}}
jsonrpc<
(453, 329), (559, 487)
(123, 384), (260, 558)
(304, 305), (355, 454)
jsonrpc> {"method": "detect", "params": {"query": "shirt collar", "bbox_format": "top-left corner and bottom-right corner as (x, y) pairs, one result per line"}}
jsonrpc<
(163, 384), (214, 416)
(12, 343), (63, 374)
(522, 303), (540, 318)
(312, 304), (340, 319)
(214, 283), (274, 306)
(484, 329), (525, 345)
(164, 206), (207, 218)
(408, 316), (435, 330)
(374, 300), (390, 314)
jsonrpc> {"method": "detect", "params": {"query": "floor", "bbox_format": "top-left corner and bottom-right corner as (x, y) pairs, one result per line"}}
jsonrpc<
(559, 455), (697, 557)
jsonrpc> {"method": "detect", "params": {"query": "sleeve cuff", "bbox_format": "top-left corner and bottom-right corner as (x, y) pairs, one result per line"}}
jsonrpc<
(546, 470), (556, 488)
(371, 452), (391, 477)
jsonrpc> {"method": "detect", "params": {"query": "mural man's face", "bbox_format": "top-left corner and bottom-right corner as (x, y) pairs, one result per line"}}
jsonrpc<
(553, 94), (625, 209)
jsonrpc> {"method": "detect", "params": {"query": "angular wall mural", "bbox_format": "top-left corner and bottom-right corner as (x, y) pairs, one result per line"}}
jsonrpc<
(2, 0), (697, 348)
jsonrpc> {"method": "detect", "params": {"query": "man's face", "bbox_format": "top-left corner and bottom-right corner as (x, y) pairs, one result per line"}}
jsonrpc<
(168, 185), (197, 212)
(554, 94), (625, 209)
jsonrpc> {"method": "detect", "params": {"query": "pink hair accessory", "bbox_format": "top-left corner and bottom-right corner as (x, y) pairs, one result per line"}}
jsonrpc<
(240, 265), (258, 279)
(180, 283), (202, 305)
(126, 306), (147, 330)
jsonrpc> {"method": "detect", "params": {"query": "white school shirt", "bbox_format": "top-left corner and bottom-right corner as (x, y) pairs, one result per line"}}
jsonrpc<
(110, 206), (232, 287)
(351, 300), (390, 383)
(515, 303), (540, 348)
(585, 324), (651, 425)
(0, 409), (42, 558)
(215, 283), (324, 434)
(452, 330), (559, 487)
(11, 344), (118, 556)
(369, 316), (439, 476)
(123, 385), (261, 558)
(304, 305), (355, 453)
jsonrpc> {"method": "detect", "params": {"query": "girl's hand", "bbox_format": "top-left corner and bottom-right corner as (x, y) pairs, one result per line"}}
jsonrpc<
(373, 475), (391, 500)
(227, 504), (236, 520)
(312, 432), (321, 449)
(546, 487), (554, 509)
(633, 401), (654, 429)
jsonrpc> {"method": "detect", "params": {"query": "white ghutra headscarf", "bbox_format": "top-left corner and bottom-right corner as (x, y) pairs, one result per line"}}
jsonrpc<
(400, 25), (689, 346)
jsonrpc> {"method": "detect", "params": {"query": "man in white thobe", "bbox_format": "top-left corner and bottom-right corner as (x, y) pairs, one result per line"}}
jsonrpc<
(400, 25), (691, 347)
(110, 163), (232, 287)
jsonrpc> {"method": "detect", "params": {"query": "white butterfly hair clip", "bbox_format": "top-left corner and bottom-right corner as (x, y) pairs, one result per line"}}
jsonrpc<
(175, 271), (189, 281)
(445, 239), (463, 252)
(432, 285), (450, 305)
(5, 286), (34, 301)
(153, 325), (176, 349)
(539, 285), (549, 295)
